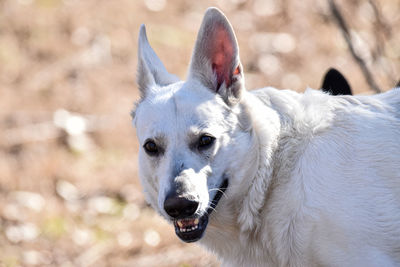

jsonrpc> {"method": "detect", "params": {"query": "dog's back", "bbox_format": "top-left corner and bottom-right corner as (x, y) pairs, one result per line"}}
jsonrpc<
(374, 87), (400, 115)
(311, 93), (400, 265)
(253, 87), (400, 266)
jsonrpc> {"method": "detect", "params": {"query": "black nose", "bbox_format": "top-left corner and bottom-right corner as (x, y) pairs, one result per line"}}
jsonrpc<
(164, 193), (199, 218)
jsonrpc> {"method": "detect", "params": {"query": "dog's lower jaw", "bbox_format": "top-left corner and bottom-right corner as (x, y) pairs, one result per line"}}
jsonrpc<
(174, 214), (208, 243)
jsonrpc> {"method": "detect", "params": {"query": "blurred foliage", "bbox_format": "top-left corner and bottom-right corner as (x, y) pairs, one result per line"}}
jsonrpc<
(42, 216), (68, 239)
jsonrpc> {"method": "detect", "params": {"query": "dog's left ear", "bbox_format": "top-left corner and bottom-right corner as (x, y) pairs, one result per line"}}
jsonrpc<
(137, 25), (179, 98)
(188, 7), (244, 105)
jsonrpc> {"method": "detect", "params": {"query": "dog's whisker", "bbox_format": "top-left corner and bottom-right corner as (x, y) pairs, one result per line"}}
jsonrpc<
(206, 205), (218, 213)
(208, 188), (228, 199)
(208, 188), (220, 192)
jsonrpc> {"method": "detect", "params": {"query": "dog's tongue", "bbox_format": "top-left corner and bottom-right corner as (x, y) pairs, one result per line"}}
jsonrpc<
(177, 218), (198, 227)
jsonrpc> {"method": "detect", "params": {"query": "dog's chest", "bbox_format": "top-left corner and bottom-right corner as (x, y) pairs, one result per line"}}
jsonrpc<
(201, 225), (277, 266)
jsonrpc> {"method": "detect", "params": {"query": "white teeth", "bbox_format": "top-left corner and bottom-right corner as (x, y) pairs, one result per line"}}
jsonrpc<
(179, 224), (199, 233)
(177, 218), (200, 233)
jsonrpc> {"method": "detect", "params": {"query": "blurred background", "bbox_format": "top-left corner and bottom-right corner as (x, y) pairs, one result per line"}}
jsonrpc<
(0, 0), (399, 266)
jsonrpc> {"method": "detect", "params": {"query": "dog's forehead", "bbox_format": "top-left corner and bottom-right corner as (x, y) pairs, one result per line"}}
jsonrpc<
(136, 81), (228, 140)
(174, 81), (221, 110)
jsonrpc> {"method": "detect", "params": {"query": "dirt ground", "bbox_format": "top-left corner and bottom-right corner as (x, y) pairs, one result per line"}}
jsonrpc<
(0, 0), (399, 266)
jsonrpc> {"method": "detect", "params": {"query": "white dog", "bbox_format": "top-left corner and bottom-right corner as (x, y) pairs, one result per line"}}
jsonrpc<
(132, 7), (400, 267)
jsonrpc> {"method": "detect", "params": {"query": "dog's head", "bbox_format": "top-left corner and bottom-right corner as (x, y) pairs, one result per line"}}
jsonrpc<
(132, 8), (254, 242)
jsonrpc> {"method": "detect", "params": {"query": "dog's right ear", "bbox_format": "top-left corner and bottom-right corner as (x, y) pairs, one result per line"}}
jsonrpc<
(137, 25), (179, 98)
(188, 8), (244, 105)
(320, 68), (352, 95)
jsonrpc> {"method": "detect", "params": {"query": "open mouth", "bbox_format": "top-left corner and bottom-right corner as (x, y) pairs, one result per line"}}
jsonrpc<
(173, 179), (229, 243)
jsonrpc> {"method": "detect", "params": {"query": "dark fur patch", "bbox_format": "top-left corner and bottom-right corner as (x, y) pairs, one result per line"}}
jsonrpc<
(321, 68), (352, 95)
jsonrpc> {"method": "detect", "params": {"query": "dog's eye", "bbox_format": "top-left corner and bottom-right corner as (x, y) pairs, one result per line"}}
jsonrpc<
(143, 140), (159, 155)
(198, 135), (215, 150)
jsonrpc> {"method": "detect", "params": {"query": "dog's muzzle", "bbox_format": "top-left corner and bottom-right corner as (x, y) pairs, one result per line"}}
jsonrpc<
(164, 178), (229, 243)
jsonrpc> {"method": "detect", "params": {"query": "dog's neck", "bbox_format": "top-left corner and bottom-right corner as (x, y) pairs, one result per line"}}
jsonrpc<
(233, 90), (282, 234)
(201, 88), (337, 265)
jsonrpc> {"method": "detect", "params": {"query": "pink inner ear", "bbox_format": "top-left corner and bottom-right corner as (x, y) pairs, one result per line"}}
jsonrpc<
(210, 26), (234, 89)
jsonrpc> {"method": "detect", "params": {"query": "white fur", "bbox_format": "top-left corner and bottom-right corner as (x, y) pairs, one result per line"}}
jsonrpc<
(133, 7), (400, 267)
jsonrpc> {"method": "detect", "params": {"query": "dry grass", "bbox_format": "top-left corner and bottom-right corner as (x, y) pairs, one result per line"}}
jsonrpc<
(0, 0), (399, 266)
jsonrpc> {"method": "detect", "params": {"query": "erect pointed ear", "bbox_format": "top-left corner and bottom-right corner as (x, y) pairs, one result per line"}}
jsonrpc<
(137, 25), (179, 98)
(188, 8), (244, 105)
(320, 68), (352, 95)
